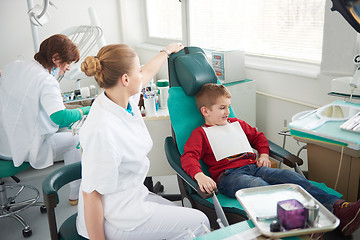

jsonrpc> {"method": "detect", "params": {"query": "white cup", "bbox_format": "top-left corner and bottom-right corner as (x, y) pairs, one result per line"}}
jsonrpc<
(157, 79), (169, 109)
(80, 87), (90, 98)
(144, 97), (156, 117)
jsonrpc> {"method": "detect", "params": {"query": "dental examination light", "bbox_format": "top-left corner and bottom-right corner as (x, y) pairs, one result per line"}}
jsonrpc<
(331, 0), (360, 33)
(331, 0), (360, 100)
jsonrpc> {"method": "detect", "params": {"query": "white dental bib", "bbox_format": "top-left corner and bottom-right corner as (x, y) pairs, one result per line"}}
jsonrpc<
(202, 121), (254, 161)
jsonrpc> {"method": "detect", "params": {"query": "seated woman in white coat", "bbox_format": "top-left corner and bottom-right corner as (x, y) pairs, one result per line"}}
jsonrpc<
(0, 34), (90, 205)
(77, 43), (210, 240)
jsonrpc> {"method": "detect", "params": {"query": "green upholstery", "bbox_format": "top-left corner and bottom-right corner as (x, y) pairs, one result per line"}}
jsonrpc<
(59, 214), (85, 240)
(205, 180), (342, 208)
(43, 161), (82, 204)
(174, 52), (217, 96)
(166, 46), (343, 225)
(165, 136), (247, 217)
(168, 47), (207, 88)
(168, 86), (236, 156)
(0, 159), (30, 178)
(42, 161), (85, 240)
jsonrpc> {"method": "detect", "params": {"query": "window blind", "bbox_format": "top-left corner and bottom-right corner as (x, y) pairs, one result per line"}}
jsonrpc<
(189, 0), (326, 63)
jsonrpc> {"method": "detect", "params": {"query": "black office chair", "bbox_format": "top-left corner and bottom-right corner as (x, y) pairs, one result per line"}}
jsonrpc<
(0, 159), (46, 238)
(42, 161), (86, 240)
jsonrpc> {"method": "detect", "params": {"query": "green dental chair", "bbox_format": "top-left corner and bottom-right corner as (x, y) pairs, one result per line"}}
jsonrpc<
(42, 161), (86, 240)
(0, 159), (46, 238)
(164, 46), (342, 229)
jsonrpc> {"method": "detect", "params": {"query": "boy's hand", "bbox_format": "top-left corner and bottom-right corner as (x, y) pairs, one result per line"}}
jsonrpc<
(194, 172), (217, 194)
(256, 153), (271, 168)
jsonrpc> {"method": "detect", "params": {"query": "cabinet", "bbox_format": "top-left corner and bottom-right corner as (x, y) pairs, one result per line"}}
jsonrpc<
(224, 79), (256, 127)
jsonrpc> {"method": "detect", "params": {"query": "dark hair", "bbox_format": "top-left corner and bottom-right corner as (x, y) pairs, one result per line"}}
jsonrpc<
(195, 83), (231, 113)
(34, 34), (80, 69)
(81, 44), (137, 89)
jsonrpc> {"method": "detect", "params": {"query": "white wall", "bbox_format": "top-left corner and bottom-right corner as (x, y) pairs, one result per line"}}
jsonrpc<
(0, 0), (122, 91)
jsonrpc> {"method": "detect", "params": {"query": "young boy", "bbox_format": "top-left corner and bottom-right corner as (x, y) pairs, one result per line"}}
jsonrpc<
(181, 83), (360, 236)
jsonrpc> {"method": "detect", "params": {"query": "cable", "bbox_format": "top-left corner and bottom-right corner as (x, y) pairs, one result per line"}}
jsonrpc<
(349, 86), (355, 102)
(334, 146), (344, 191)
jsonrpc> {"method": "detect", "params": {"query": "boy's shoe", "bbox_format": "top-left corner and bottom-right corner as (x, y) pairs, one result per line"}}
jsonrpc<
(333, 199), (360, 236)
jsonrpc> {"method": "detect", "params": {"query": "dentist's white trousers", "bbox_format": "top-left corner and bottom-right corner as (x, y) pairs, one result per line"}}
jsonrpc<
(51, 132), (81, 200)
(1, 131), (81, 200)
(104, 193), (210, 240)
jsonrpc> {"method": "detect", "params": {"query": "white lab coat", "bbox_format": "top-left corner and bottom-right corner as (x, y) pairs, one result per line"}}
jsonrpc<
(76, 91), (156, 237)
(0, 60), (65, 168)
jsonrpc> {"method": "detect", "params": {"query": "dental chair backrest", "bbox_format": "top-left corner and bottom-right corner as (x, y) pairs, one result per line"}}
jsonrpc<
(167, 46), (236, 159)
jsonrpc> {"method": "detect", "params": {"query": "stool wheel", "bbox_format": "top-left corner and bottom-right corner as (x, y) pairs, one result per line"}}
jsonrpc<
(40, 205), (47, 214)
(22, 228), (32, 238)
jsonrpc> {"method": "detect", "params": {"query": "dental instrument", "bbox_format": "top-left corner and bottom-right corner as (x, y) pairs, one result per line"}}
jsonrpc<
(340, 111), (360, 133)
(60, 25), (103, 89)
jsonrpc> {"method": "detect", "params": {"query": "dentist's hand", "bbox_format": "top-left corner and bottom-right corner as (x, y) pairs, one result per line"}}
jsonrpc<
(194, 172), (217, 194)
(166, 42), (184, 54)
(256, 153), (271, 168)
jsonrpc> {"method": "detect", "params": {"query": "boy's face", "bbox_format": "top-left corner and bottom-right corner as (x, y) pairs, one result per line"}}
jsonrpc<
(202, 96), (231, 126)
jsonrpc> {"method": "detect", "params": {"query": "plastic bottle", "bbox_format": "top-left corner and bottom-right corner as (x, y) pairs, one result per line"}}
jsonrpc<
(157, 79), (169, 109)
(143, 80), (157, 116)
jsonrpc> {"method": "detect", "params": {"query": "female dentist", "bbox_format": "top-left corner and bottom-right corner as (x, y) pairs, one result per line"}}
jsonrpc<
(0, 34), (90, 204)
(77, 44), (210, 240)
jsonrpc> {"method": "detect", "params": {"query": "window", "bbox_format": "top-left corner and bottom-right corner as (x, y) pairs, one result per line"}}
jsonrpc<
(144, 0), (326, 63)
(145, 0), (182, 41)
(189, 0), (325, 63)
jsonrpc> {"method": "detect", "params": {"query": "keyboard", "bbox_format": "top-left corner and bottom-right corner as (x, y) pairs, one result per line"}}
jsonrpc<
(340, 111), (360, 133)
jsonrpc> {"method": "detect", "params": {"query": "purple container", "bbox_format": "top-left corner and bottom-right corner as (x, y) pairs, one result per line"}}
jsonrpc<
(277, 199), (307, 230)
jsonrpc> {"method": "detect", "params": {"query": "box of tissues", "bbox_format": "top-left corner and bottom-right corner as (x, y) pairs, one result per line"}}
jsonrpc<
(277, 199), (307, 230)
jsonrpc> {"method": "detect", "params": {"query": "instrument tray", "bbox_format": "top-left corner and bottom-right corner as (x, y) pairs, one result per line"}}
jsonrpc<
(235, 184), (339, 238)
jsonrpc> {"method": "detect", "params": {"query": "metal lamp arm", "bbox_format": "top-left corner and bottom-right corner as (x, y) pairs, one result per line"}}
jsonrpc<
(37, 0), (49, 19)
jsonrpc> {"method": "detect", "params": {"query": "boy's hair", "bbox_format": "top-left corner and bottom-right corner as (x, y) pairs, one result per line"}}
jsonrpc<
(195, 83), (231, 113)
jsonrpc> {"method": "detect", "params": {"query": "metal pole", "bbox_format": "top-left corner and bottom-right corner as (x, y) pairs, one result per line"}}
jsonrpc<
(27, 0), (40, 53)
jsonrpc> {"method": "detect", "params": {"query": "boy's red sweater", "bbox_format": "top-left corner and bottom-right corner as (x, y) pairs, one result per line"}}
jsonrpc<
(181, 118), (270, 182)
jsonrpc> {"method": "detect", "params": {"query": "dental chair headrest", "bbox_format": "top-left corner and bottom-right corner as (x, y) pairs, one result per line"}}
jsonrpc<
(174, 52), (218, 96)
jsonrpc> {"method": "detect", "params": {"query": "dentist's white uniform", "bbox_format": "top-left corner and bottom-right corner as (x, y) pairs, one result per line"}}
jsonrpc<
(0, 60), (80, 199)
(0, 60), (64, 168)
(77, 91), (209, 240)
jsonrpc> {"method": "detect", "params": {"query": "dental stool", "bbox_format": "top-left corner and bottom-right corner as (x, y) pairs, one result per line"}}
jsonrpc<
(0, 159), (46, 238)
(42, 161), (86, 240)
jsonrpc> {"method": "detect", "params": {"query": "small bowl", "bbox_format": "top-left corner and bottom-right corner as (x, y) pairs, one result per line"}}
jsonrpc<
(277, 199), (307, 230)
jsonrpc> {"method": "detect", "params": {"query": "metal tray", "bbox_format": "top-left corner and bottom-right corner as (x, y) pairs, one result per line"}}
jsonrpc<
(235, 184), (339, 238)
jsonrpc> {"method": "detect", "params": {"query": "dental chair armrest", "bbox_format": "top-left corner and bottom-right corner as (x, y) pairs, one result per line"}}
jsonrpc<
(196, 186), (218, 199)
(165, 136), (215, 200)
(268, 140), (303, 168)
(42, 161), (82, 240)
